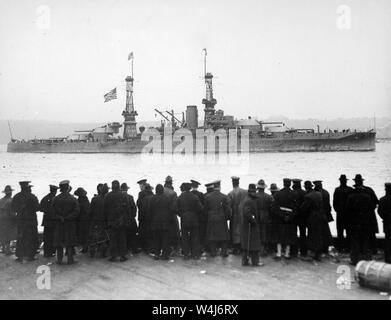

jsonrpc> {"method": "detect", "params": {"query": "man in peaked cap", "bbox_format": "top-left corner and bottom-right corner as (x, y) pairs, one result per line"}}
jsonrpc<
(137, 179), (147, 186)
(40, 184), (59, 257)
(378, 183), (391, 263)
(0, 185), (16, 255)
(228, 176), (247, 255)
(11, 181), (40, 262)
(333, 175), (354, 253)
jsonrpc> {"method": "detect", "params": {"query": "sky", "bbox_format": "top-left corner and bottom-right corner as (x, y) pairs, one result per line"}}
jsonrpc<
(0, 0), (390, 124)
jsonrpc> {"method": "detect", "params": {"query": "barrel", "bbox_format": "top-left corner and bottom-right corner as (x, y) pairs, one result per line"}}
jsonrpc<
(355, 260), (391, 292)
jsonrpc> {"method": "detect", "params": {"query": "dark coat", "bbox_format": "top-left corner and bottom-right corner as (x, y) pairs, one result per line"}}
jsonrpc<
(149, 194), (174, 231)
(333, 185), (354, 227)
(104, 190), (131, 228)
(346, 187), (379, 234)
(228, 187), (247, 245)
(40, 193), (56, 227)
(292, 187), (306, 225)
(0, 196), (16, 242)
(192, 189), (206, 222)
(12, 190), (40, 257)
(301, 190), (332, 252)
(164, 187), (180, 241)
(378, 194), (391, 234)
(270, 187), (297, 245)
(136, 189), (149, 211)
(90, 194), (106, 229)
(177, 191), (203, 228)
(76, 195), (90, 246)
(52, 191), (80, 247)
(241, 195), (261, 251)
(315, 187), (334, 222)
(256, 191), (274, 242)
(124, 192), (138, 234)
(204, 190), (232, 241)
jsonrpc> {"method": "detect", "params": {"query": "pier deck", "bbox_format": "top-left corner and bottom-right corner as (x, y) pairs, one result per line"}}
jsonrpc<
(0, 252), (387, 300)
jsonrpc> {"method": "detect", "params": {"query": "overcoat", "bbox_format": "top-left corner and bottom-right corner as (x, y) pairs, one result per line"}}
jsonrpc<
(204, 190), (232, 241)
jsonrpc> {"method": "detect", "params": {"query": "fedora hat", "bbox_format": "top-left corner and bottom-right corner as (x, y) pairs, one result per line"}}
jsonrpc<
(2, 185), (14, 193)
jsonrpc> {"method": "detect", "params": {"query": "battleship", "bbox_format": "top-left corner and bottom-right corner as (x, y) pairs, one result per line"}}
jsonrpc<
(7, 50), (376, 154)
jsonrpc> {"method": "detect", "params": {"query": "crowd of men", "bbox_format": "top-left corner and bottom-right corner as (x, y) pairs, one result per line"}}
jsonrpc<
(0, 174), (390, 267)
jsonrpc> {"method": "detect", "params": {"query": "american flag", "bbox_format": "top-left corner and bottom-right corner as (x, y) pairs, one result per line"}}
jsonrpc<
(104, 87), (117, 102)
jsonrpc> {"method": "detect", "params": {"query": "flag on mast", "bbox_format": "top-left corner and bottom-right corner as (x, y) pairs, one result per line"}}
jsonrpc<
(128, 52), (134, 60)
(103, 87), (117, 102)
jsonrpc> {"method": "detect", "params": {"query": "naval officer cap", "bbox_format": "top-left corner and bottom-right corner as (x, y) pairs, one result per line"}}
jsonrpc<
(205, 182), (214, 188)
(190, 179), (201, 187)
(59, 180), (70, 186)
(137, 179), (147, 185)
(19, 181), (31, 186)
(49, 184), (59, 190)
(313, 180), (323, 184)
(212, 180), (221, 188)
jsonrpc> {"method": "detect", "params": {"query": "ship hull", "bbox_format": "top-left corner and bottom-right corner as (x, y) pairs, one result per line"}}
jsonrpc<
(7, 131), (376, 153)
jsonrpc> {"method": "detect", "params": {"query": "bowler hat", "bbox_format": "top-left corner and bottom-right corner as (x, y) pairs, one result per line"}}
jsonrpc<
(270, 183), (279, 192)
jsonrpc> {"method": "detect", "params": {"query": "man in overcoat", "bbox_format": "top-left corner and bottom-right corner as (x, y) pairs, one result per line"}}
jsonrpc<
(204, 181), (232, 257)
(228, 176), (247, 255)
(241, 184), (263, 266)
(52, 180), (80, 264)
(12, 181), (40, 262)
(40, 184), (58, 257)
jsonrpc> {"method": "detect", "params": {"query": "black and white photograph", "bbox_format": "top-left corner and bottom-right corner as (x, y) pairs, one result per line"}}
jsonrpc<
(0, 0), (391, 305)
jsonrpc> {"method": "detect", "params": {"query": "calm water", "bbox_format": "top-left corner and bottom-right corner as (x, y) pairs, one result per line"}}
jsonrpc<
(1, 142), (390, 235)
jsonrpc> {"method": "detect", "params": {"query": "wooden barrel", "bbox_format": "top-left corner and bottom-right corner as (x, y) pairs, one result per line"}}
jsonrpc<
(355, 260), (391, 292)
